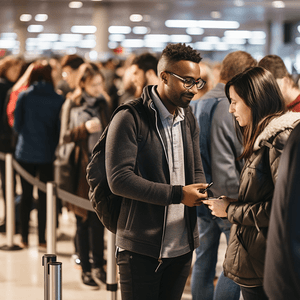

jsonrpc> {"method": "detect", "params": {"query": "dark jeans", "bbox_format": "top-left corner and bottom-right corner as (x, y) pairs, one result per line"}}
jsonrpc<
(117, 250), (192, 300)
(19, 161), (53, 244)
(241, 286), (269, 300)
(75, 211), (105, 272)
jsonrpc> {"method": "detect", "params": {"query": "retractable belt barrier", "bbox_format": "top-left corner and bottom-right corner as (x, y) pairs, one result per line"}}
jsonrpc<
(0, 152), (118, 300)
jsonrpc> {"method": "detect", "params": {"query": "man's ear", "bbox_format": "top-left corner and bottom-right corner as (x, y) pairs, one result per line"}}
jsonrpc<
(160, 71), (168, 84)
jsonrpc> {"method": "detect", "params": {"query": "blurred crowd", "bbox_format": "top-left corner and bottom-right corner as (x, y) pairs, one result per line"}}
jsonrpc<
(0, 48), (299, 299)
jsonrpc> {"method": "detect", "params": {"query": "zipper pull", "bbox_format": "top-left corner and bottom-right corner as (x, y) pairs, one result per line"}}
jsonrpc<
(155, 258), (163, 273)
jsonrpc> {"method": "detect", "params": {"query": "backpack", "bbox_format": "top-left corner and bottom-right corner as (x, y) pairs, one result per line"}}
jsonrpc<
(86, 98), (148, 234)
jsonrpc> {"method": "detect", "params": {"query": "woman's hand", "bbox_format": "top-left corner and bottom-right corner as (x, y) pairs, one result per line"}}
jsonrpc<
(202, 196), (237, 218)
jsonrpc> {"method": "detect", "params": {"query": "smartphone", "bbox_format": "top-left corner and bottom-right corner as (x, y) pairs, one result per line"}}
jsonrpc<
(198, 182), (213, 193)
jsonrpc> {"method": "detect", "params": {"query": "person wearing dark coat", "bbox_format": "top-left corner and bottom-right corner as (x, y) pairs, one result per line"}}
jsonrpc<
(13, 62), (64, 249)
(0, 56), (23, 232)
(203, 67), (300, 300)
(264, 122), (300, 300)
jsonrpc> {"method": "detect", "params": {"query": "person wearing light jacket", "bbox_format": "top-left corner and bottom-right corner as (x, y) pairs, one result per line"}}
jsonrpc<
(203, 66), (300, 300)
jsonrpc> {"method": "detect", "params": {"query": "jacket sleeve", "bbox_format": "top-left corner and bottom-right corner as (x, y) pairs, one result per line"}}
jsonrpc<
(210, 100), (243, 198)
(190, 110), (206, 184)
(106, 108), (182, 206)
(63, 123), (88, 143)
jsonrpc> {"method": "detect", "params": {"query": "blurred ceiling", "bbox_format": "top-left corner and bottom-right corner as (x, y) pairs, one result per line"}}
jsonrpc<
(0, 0), (300, 57)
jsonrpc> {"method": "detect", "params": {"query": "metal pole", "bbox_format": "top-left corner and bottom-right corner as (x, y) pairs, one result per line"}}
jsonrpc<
(5, 153), (14, 247)
(0, 154), (21, 251)
(106, 230), (117, 300)
(42, 254), (57, 300)
(46, 182), (56, 254)
(48, 262), (62, 300)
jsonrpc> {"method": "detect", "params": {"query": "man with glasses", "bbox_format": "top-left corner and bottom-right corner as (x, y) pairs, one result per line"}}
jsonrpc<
(190, 51), (257, 300)
(105, 43), (208, 300)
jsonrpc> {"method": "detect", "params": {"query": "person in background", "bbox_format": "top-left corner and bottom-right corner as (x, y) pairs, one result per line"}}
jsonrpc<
(0, 55), (23, 232)
(258, 54), (300, 112)
(190, 50), (256, 300)
(14, 61), (64, 250)
(62, 63), (109, 289)
(191, 61), (214, 100)
(203, 66), (300, 300)
(59, 54), (85, 99)
(106, 43), (208, 300)
(264, 121), (300, 300)
(131, 52), (159, 97)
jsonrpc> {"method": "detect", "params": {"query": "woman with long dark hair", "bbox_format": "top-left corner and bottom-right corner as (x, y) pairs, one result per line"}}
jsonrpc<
(203, 66), (300, 300)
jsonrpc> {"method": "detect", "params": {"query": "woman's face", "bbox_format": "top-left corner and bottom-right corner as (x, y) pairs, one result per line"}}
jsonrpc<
(82, 74), (103, 98)
(228, 86), (252, 127)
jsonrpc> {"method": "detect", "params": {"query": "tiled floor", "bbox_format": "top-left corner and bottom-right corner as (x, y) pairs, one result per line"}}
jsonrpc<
(0, 195), (226, 300)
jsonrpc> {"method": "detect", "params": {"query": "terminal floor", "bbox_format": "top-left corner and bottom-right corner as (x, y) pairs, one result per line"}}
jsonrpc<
(0, 196), (226, 300)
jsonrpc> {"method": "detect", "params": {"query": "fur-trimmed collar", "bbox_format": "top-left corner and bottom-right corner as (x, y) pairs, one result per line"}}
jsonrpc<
(253, 111), (300, 151)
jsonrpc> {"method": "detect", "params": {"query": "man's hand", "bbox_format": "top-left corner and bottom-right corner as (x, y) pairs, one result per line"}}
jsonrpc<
(181, 183), (209, 207)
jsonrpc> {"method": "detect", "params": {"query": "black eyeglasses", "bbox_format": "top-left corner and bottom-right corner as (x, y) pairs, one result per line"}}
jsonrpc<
(165, 71), (206, 90)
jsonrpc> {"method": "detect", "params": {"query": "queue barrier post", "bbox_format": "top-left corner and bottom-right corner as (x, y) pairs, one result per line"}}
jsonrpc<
(0, 153), (21, 251)
(106, 230), (118, 300)
(46, 182), (56, 254)
(42, 254), (57, 300)
(49, 262), (62, 300)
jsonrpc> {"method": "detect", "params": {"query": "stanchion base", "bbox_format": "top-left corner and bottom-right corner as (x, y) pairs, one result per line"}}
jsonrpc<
(0, 244), (23, 251)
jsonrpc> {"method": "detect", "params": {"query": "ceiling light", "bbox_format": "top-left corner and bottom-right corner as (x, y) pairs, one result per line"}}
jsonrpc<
(1, 33), (17, 40)
(224, 30), (252, 39)
(27, 25), (44, 33)
(85, 35), (96, 40)
(20, 14), (32, 22)
(234, 0), (245, 7)
(35, 14), (48, 22)
(198, 20), (240, 29)
(71, 26), (97, 33)
(0, 40), (17, 49)
(211, 11), (222, 19)
(108, 26), (131, 34)
(61, 34), (83, 41)
(38, 33), (59, 41)
(194, 42), (214, 51)
(78, 40), (96, 48)
(108, 41), (118, 49)
(130, 14), (143, 22)
(203, 36), (221, 43)
(186, 28), (204, 35)
(121, 39), (144, 48)
(144, 34), (170, 42)
(248, 39), (266, 45)
(272, 1), (285, 8)
(215, 43), (230, 51)
(109, 34), (125, 42)
(144, 40), (167, 48)
(165, 20), (198, 28)
(170, 35), (192, 43)
(69, 1), (83, 8)
(222, 37), (246, 44)
(251, 31), (266, 39)
(133, 26), (149, 34)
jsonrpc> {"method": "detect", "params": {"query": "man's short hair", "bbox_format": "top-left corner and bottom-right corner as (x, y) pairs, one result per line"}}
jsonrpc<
(219, 51), (257, 83)
(258, 55), (298, 89)
(158, 43), (202, 73)
(162, 43), (202, 64)
(258, 55), (289, 79)
(132, 53), (158, 75)
(61, 54), (84, 70)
